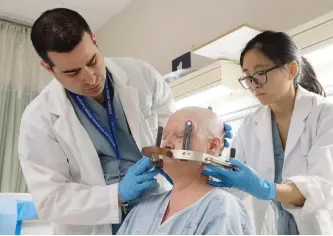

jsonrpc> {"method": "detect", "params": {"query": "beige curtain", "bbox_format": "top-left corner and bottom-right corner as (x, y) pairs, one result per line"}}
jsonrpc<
(0, 19), (51, 192)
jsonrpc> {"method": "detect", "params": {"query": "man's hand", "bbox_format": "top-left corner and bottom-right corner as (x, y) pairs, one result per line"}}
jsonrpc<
(118, 157), (159, 202)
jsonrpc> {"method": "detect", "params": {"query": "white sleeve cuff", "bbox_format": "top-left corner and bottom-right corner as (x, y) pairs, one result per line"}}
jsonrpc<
(283, 175), (310, 198)
(108, 183), (122, 224)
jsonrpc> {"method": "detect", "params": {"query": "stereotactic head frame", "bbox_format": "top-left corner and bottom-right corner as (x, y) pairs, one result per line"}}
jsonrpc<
(142, 120), (238, 171)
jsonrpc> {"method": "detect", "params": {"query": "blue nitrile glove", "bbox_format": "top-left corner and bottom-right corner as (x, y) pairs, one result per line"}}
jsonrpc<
(202, 158), (276, 200)
(207, 106), (233, 148)
(223, 123), (233, 148)
(118, 157), (159, 202)
(155, 168), (173, 185)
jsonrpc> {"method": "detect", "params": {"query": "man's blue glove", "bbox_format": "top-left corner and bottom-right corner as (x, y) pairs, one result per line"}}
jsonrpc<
(207, 106), (233, 148)
(202, 158), (276, 200)
(118, 157), (159, 202)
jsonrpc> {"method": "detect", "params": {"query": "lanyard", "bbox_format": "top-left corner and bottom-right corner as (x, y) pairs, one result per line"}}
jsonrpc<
(69, 72), (120, 162)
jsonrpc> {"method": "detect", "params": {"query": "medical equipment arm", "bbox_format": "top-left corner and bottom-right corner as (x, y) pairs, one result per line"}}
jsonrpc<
(153, 127), (173, 184)
(142, 121), (237, 171)
(18, 121), (122, 225)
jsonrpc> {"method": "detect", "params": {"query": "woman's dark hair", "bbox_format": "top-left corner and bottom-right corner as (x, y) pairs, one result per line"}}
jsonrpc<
(240, 31), (325, 97)
(301, 56), (326, 96)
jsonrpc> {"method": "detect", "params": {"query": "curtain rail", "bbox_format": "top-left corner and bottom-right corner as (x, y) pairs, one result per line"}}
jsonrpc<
(0, 16), (32, 28)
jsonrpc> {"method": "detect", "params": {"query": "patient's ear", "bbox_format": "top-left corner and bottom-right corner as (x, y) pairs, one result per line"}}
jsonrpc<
(207, 137), (222, 156)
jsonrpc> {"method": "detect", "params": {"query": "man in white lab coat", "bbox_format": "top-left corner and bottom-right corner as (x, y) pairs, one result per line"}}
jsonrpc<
(18, 8), (175, 234)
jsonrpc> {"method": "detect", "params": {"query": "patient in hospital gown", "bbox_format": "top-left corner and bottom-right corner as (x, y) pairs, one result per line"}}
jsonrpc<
(117, 107), (254, 235)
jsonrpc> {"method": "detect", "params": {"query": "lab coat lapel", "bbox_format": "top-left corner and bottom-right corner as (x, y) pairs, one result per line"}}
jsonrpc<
(48, 80), (106, 185)
(284, 86), (312, 159)
(254, 106), (275, 182)
(116, 86), (142, 149)
(104, 59), (142, 149)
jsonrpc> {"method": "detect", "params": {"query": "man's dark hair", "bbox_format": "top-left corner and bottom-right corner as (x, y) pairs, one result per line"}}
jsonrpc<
(31, 8), (93, 67)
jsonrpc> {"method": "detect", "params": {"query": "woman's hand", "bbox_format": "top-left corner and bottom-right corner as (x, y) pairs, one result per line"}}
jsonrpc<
(202, 158), (276, 201)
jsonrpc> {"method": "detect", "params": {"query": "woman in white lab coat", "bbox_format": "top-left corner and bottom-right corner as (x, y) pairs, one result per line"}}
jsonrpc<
(203, 31), (333, 234)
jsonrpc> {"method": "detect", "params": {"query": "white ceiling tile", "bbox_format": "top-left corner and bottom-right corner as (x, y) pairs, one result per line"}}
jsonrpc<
(0, 0), (132, 30)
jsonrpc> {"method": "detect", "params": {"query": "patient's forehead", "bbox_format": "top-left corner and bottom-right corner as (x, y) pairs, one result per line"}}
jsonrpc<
(165, 110), (200, 132)
(164, 107), (220, 136)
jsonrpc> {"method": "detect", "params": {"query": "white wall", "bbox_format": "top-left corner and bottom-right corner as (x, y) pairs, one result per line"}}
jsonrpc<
(96, 0), (333, 75)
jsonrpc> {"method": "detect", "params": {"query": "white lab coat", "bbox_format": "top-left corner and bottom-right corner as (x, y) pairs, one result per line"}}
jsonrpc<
(232, 86), (333, 234)
(18, 58), (175, 234)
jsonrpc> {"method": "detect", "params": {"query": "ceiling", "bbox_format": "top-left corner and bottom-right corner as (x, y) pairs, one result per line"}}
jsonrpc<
(96, 0), (333, 75)
(0, 0), (132, 30)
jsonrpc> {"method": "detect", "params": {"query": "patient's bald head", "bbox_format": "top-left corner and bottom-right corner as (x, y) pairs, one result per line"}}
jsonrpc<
(162, 107), (225, 180)
(162, 106), (224, 154)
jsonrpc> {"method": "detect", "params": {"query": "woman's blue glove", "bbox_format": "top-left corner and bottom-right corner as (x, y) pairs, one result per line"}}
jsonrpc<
(118, 157), (159, 202)
(223, 123), (233, 148)
(207, 106), (233, 148)
(202, 158), (277, 200)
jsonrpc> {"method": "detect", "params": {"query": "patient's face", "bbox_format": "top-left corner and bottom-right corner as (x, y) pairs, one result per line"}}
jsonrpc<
(161, 112), (209, 179)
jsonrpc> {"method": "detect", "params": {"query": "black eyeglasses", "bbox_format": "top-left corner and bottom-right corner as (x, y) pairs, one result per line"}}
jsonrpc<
(238, 65), (280, 89)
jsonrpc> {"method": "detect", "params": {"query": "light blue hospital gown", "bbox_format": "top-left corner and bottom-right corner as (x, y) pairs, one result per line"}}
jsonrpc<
(117, 188), (254, 235)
